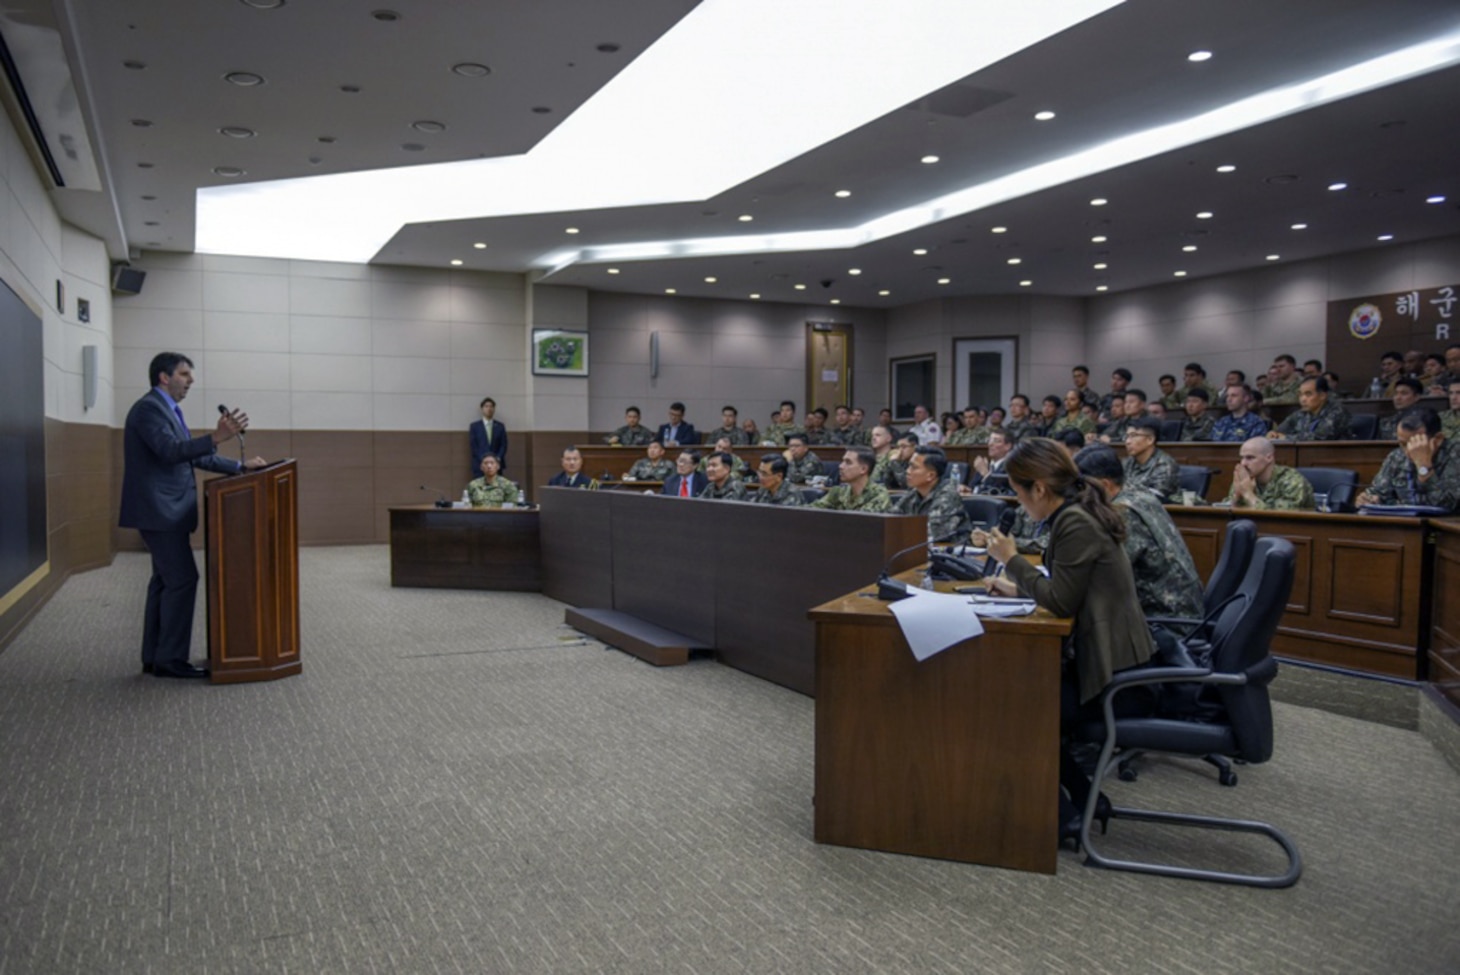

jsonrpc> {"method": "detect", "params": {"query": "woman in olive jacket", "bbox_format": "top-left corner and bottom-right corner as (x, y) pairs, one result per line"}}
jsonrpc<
(985, 437), (1154, 841)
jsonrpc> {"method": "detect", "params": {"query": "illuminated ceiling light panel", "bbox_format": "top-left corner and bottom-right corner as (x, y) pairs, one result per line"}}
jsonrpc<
(197, 0), (1123, 261)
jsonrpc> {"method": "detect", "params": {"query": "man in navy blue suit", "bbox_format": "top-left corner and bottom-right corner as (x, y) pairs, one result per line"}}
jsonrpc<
(656, 402), (697, 448)
(469, 396), (508, 475)
(119, 352), (265, 679)
(661, 450), (707, 497)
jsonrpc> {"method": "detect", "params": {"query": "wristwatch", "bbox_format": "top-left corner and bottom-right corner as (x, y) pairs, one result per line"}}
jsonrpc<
(1417, 465), (1431, 477)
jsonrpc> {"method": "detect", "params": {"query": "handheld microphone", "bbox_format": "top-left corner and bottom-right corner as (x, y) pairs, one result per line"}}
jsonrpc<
(981, 505), (1020, 578)
(218, 403), (246, 462)
(419, 484), (453, 509)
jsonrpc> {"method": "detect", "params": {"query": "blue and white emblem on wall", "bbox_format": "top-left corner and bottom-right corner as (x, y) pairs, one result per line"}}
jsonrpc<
(1348, 303), (1382, 340)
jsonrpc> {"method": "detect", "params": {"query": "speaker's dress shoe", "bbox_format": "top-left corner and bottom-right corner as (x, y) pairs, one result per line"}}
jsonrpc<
(153, 662), (209, 679)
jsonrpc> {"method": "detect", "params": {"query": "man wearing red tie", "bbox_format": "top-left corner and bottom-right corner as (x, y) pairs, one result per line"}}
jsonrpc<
(662, 450), (707, 497)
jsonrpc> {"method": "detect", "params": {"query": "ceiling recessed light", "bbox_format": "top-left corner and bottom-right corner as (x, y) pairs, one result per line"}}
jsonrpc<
(920, 154), (939, 164)
(848, 268), (861, 275)
(219, 125), (255, 138)
(830, 299), (841, 305)
(1188, 50), (1213, 62)
(794, 283), (807, 290)
(412, 120), (446, 133)
(937, 278), (951, 285)
(1426, 194), (1446, 204)
(1377, 234), (1394, 241)
(1216, 164), (1236, 173)
(1006, 257), (1022, 265)
(737, 214), (753, 222)
(1090, 235), (1107, 243)
(1266, 254), (1280, 261)
(239, 0), (286, 9)
(565, 227), (580, 234)
(1327, 182), (1348, 191)
(1290, 223), (1307, 230)
(665, 288), (677, 294)
(878, 290), (890, 296)
(1033, 110), (1056, 121)
(606, 267), (619, 274)
(991, 226), (1008, 234)
(1174, 270), (1187, 277)
(749, 293), (761, 299)
(1181, 245), (1198, 252)
(1019, 280), (1033, 287)
(1095, 285), (1108, 292)
(704, 276), (717, 283)
(1090, 197), (1108, 206)
(1196, 211), (1213, 219)
(224, 71), (265, 86)
(449, 259), (462, 266)
(912, 248), (929, 256)
(451, 62), (491, 77)
(834, 189), (851, 198)
(473, 242), (487, 249)
(212, 166), (245, 177)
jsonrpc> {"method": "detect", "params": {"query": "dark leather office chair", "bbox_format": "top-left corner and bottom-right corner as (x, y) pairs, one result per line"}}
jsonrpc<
(1075, 537), (1302, 887)
(1295, 466), (1358, 501)
(820, 460), (841, 484)
(1159, 418), (1185, 443)
(961, 496), (1010, 530)
(799, 487), (826, 504)
(975, 471), (1011, 495)
(1176, 465), (1214, 500)
(1327, 481), (1358, 513)
(1349, 413), (1379, 440)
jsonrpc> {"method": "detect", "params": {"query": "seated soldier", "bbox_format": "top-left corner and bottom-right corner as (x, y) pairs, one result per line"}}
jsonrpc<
(1357, 409), (1460, 511)
(1121, 417), (1181, 501)
(944, 406), (984, 446)
(1443, 380), (1460, 442)
(1100, 388), (1146, 444)
(1179, 387), (1215, 441)
(971, 504), (1048, 555)
(1223, 437), (1316, 510)
(892, 447), (973, 543)
(783, 433), (825, 483)
(867, 425), (897, 486)
(1075, 445), (1205, 620)
(1270, 376), (1352, 441)
(698, 436), (748, 477)
(607, 405), (655, 446)
(748, 454), (804, 506)
(827, 405), (860, 446)
(1378, 378), (1423, 440)
(764, 400), (804, 446)
(881, 433), (920, 489)
(804, 407), (832, 444)
(1050, 389), (1095, 437)
(467, 454), (518, 507)
(547, 447), (597, 489)
(1211, 384), (1268, 441)
(625, 440), (675, 481)
(698, 451), (748, 501)
(811, 447), (892, 511)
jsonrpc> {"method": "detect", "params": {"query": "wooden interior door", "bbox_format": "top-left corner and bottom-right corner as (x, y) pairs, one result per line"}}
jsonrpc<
(807, 323), (852, 412)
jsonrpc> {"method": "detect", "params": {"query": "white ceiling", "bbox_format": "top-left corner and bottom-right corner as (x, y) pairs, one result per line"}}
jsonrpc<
(11, 0), (1460, 306)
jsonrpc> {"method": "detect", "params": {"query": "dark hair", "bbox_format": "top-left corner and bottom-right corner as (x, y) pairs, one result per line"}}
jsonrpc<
(1072, 364), (1089, 375)
(562, 446), (581, 456)
(1231, 383), (1255, 402)
(1381, 350), (1403, 363)
(1113, 368), (1133, 382)
(913, 446), (947, 480)
(897, 432), (920, 446)
(707, 450), (735, 469)
(479, 396), (496, 408)
(1011, 394), (1030, 408)
(681, 450), (702, 464)
(1042, 395), (1061, 408)
(835, 403), (850, 413)
(1424, 353), (1445, 367)
(780, 400), (796, 411)
(1304, 359), (1323, 371)
(1159, 373), (1176, 385)
(626, 405), (641, 415)
(1074, 444), (1125, 485)
(1394, 377), (1424, 397)
(148, 352), (193, 385)
(1184, 362), (1206, 376)
(648, 438), (664, 447)
(1125, 388), (1147, 403)
(760, 454), (789, 476)
(787, 432), (808, 446)
(1228, 369), (1247, 383)
(1006, 438), (1125, 543)
(1186, 387), (1210, 403)
(1131, 416), (1164, 441)
(1323, 371), (1341, 386)
(1054, 428), (1087, 451)
(845, 446), (876, 474)
(988, 429), (1011, 446)
(812, 407), (829, 419)
(1275, 354), (1297, 367)
(721, 404), (738, 415)
(1397, 408), (1442, 437)
(670, 401), (686, 412)
(1302, 376), (1330, 394)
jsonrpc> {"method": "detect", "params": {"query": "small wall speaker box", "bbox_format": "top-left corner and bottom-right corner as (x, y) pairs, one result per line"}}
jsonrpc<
(111, 264), (146, 296)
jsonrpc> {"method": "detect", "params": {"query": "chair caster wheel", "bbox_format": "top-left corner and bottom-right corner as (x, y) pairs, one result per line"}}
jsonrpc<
(1119, 766), (1138, 782)
(1219, 769), (1238, 787)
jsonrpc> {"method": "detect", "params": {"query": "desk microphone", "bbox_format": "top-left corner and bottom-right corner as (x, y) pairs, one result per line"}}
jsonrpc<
(218, 403), (246, 462)
(419, 484), (453, 508)
(874, 528), (964, 601)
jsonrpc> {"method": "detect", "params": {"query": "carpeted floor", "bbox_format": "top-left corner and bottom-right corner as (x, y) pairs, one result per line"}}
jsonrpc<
(0, 546), (1456, 974)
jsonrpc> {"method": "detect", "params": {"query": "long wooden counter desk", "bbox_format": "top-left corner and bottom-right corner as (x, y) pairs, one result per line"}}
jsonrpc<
(389, 505), (542, 591)
(1167, 506), (1433, 679)
(539, 487), (926, 694)
(1429, 519), (1460, 709)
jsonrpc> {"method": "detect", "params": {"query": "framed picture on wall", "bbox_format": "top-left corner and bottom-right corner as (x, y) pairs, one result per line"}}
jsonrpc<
(531, 328), (589, 377)
(889, 353), (935, 422)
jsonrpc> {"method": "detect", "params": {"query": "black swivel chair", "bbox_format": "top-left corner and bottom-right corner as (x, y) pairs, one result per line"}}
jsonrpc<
(1075, 537), (1302, 887)
(1295, 466), (1358, 503)
(820, 460), (841, 484)
(975, 471), (1011, 496)
(799, 487), (826, 504)
(1349, 413), (1379, 440)
(1159, 418), (1185, 443)
(1327, 481), (1358, 513)
(1176, 465), (1214, 500)
(961, 496), (1011, 531)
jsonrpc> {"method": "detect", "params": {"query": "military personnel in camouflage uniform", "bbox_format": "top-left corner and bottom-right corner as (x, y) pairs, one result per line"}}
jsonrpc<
(1211, 385), (1269, 441)
(698, 438), (748, 477)
(893, 447), (973, 542)
(827, 405), (861, 446)
(1442, 381), (1460, 441)
(1121, 418), (1181, 501)
(1377, 379), (1423, 440)
(748, 454), (804, 506)
(1003, 395), (1037, 442)
(763, 401), (805, 446)
(1176, 363), (1221, 406)
(783, 434), (825, 483)
(1156, 375), (1183, 412)
(811, 447), (892, 512)
(1075, 445), (1205, 619)
(607, 406), (655, 446)
(1223, 437), (1315, 510)
(1271, 377), (1351, 441)
(1179, 387), (1215, 441)
(879, 434), (919, 489)
(866, 425), (897, 485)
(1050, 389), (1095, 438)
(1262, 354), (1303, 405)
(803, 408), (833, 445)
(703, 406), (750, 447)
(467, 455), (519, 506)
(626, 441), (675, 481)
(971, 504), (1048, 555)
(944, 407), (985, 446)
(1100, 368), (1133, 418)
(1071, 366), (1102, 412)
(1357, 409), (1460, 512)
(699, 452), (748, 501)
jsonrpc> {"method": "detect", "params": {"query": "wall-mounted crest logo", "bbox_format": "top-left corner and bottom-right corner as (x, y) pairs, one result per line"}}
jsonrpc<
(1348, 303), (1382, 340)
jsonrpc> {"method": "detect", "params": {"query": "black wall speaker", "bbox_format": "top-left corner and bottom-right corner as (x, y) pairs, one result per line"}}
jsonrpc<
(111, 264), (146, 296)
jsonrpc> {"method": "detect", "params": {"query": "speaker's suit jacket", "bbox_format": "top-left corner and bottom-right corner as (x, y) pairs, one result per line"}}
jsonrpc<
(119, 389), (241, 533)
(469, 418), (509, 475)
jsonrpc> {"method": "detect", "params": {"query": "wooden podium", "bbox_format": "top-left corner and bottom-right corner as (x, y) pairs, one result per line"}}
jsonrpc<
(204, 459), (301, 683)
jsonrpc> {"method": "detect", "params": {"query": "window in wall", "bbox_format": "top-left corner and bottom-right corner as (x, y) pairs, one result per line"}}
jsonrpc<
(890, 354), (935, 422)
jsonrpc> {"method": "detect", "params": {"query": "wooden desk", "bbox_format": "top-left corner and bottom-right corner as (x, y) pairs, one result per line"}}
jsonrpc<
(388, 505), (541, 591)
(1168, 506), (1431, 677)
(809, 575), (1069, 874)
(1429, 519), (1460, 706)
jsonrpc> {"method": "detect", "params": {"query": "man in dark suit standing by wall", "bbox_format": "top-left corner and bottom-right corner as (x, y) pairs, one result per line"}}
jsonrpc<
(119, 352), (264, 679)
(469, 396), (508, 475)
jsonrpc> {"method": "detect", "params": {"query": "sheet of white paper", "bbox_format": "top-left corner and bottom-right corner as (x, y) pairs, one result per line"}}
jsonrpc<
(888, 588), (985, 661)
(970, 601), (1037, 618)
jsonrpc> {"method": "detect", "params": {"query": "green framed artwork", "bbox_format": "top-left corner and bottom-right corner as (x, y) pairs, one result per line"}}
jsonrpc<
(531, 329), (589, 377)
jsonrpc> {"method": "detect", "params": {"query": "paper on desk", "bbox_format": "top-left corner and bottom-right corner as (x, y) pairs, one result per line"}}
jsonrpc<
(970, 600), (1037, 618)
(888, 587), (985, 661)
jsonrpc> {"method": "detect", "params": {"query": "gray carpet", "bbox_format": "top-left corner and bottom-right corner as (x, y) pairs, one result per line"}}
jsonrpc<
(0, 546), (1457, 974)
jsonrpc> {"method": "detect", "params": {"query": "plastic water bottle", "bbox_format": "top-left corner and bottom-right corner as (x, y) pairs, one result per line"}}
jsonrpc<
(460, 489), (470, 506)
(516, 489), (526, 508)
(1367, 377), (1383, 399)
(950, 466), (962, 492)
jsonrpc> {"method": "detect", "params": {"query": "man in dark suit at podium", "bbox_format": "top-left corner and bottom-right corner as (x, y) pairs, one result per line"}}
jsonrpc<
(119, 352), (265, 679)
(469, 396), (508, 475)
